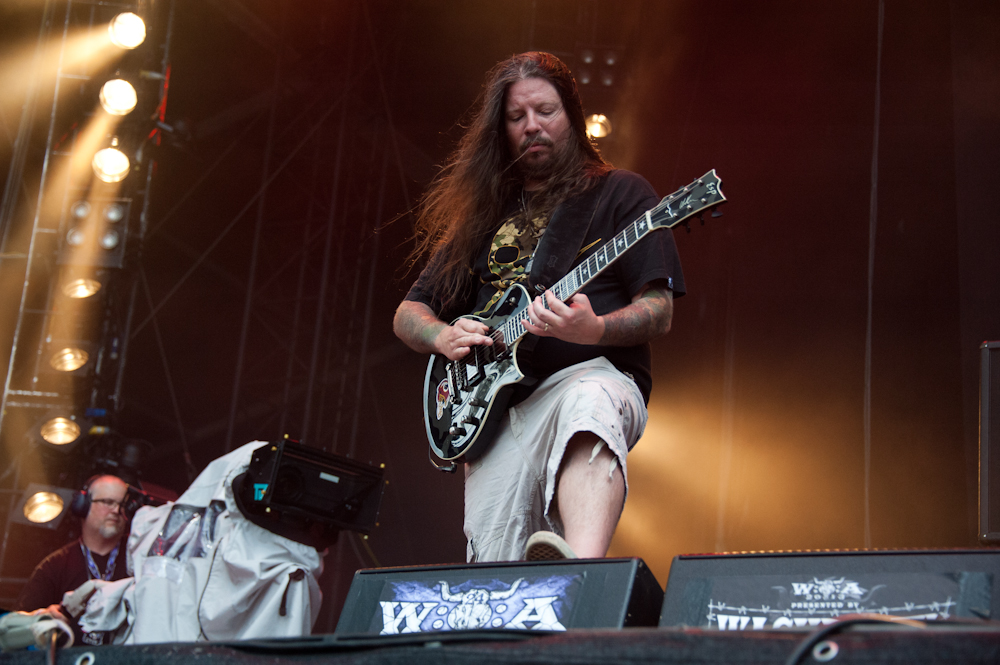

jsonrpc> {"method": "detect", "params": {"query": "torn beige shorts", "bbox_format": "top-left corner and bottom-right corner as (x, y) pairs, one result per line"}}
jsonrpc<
(463, 356), (648, 562)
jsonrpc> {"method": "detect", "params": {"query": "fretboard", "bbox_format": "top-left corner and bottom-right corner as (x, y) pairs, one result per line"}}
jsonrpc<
(499, 207), (660, 346)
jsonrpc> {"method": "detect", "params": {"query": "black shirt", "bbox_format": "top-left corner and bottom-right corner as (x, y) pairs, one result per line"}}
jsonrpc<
(17, 538), (129, 646)
(406, 169), (686, 403)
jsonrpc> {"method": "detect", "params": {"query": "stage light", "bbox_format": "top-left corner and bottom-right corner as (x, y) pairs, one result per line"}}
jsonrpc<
(64, 278), (102, 298)
(233, 439), (385, 548)
(99, 79), (137, 116)
(580, 49), (595, 64)
(12, 485), (76, 531)
(604, 51), (618, 66)
(39, 417), (82, 446)
(23, 492), (65, 524)
(99, 229), (120, 250)
(578, 69), (592, 85)
(92, 138), (130, 183)
(66, 227), (86, 246)
(108, 13), (146, 50)
(601, 71), (614, 87)
(70, 201), (91, 219)
(49, 347), (89, 372)
(586, 114), (612, 139)
(103, 202), (125, 223)
(63, 278), (102, 299)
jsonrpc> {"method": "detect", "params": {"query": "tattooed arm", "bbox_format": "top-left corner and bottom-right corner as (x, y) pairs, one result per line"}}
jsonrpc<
(522, 279), (673, 346)
(394, 300), (493, 360)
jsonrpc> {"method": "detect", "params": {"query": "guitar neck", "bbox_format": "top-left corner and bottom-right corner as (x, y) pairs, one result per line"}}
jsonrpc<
(498, 170), (724, 346)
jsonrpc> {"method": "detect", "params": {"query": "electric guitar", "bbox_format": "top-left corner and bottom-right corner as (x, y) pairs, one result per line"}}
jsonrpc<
(423, 170), (726, 464)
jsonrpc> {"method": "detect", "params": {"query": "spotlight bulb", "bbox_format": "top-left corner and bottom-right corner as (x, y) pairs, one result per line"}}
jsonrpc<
(49, 347), (89, 372)
(70, 201), (90, 219)
(586, 114), (612, 139)
(99, 230), (120, 250)
(40, 417), (80, 445)
(103, 203), (125, 223)
(63, 278), (102, 299)
(100, 79), (137, 116)
(23, 492), (65, 524)
(93, 139), (130, 183)
(109, 13), (146, 49)
(66, 227), (86, 246)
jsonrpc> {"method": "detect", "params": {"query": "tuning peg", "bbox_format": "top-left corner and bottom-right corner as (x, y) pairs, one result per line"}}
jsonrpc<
(684, 221), (691, 233)
(711, 209), (724, 218)
(697, 213), (706, 225)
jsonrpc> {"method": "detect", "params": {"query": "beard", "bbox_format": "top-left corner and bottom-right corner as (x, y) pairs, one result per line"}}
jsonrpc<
(514, 135), (577, 183)
(98, 519), (125, 540)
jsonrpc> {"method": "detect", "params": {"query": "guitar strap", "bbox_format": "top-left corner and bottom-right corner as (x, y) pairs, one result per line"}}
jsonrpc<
(527, 173), (610, 293)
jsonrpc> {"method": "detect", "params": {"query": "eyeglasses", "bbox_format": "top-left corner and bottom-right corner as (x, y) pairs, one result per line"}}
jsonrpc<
(91, 498), (124, 511)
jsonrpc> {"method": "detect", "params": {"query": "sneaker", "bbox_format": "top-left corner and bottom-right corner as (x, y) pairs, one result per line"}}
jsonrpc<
(525, 531), (576, 561)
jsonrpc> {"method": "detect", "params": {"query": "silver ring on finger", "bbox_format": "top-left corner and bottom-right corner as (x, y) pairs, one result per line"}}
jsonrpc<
(544, 323), (550, 332)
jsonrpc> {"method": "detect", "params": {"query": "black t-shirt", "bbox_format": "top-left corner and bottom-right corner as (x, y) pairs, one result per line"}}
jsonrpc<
(16, 538), (129, 646)
(406, 169), (685, 403)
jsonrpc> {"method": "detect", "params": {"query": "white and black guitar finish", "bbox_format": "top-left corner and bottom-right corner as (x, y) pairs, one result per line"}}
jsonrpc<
(423, 170), (726, 464)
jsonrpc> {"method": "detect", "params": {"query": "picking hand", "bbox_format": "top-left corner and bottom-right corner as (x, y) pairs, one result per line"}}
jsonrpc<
(434, 318), (493, 360)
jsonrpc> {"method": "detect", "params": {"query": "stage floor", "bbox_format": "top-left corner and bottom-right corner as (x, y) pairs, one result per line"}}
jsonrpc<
(5, 625), (1000, 664)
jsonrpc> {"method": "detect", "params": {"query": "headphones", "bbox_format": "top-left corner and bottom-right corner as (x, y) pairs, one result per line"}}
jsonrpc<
(69, 474), (114, 519)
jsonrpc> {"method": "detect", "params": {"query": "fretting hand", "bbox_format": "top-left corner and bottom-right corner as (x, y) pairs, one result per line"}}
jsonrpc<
(522, 289), (605, 345)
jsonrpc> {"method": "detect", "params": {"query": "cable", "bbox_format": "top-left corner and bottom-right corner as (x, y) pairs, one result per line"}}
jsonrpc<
(783, 614), (925, 665)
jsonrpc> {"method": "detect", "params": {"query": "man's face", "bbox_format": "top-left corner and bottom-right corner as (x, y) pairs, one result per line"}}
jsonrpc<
(84, 477), (128, 540)
(504, 77), (572, 185)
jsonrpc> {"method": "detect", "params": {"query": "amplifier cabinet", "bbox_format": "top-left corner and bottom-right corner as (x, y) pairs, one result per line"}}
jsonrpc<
(661, 549), (1000, 630)
(336, 557), (662, 635)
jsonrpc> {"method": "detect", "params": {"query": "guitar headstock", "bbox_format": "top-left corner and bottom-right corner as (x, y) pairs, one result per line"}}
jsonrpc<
(649, 169), (726, 230)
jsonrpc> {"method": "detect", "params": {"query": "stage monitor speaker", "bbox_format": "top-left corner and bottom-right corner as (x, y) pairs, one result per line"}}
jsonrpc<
(661, 548), (1000, 631)
(981, 341), (1000, 542)
(335, 558), (663, 635)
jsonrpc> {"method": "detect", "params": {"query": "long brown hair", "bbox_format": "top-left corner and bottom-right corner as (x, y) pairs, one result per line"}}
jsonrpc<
(409, 52), (612, 311)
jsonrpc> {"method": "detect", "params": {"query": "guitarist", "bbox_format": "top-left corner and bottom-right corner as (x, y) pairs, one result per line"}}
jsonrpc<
(394, 52), (685, 562)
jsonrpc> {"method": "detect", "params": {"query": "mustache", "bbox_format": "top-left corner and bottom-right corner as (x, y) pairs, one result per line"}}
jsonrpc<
(518, 136), (553, 153)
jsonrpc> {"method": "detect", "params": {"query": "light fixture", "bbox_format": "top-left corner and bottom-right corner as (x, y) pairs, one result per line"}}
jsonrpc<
(70, 201), (91, 219)
(103, 202), (125, 223)
(49, 347), (89, 372)
(63, 277), (102, 299)
(39, 416), (82, 446)
(99, 229), (120, 250)
(604, 51), (618, 66)
(601, 70), (614, 86)
(586, 114), (612, 139)
(12, 485), (76, 531)
(24, 492), (65, 524)
(66, 227), (86, 246)
(578, 68), (592, 85)
(93, 138), (130, 183)
(99, 79), (137, 116)
(580, 49), (595, 64)
(108, 12), (146, 49)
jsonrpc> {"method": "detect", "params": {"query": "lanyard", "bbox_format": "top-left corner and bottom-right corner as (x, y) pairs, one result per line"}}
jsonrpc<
(80, 541), (119, 581)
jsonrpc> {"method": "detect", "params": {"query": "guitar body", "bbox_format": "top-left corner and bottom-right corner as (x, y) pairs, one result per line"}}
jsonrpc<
(423, 283), (537, 462)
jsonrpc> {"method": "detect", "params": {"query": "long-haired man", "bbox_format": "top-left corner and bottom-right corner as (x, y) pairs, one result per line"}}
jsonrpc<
(395, 52), (685, 562)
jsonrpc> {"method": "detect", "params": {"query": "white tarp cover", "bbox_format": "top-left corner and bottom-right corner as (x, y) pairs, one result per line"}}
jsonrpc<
(78, 441), (323, 643)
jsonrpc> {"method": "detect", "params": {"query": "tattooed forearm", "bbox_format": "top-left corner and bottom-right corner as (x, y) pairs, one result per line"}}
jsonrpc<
(394, 300), (446, 353)
(598, 285), (673, 346)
